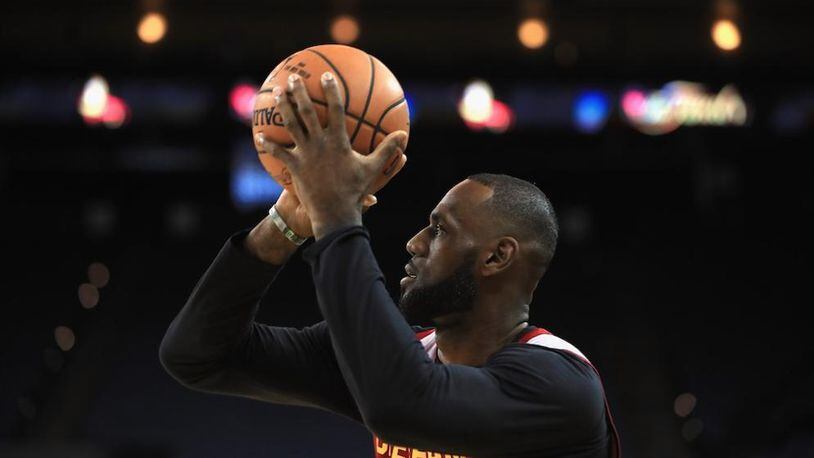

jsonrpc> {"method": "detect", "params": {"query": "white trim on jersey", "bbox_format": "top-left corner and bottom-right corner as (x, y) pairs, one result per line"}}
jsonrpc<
(419, 331), (438, 361)
(418, 330), (590, 366)
(524, 333), (591, 364)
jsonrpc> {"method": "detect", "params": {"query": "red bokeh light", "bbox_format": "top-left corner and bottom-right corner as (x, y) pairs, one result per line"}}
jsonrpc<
(230, 83), (258, 122)
(464, 100), (514, 133)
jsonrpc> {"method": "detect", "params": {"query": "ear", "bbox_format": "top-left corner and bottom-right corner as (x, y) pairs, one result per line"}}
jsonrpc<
(481, 237), (519, 277)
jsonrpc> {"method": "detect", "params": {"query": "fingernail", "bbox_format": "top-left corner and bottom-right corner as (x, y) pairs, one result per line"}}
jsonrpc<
(272, 86), (282, 103)
(321, 72), (334, 83)
(288, 74), (300, 86)
(254, 133), (265, 146)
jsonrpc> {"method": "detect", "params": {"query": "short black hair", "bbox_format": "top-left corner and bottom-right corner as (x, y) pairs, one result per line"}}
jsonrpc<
(466, 173), (559, 268)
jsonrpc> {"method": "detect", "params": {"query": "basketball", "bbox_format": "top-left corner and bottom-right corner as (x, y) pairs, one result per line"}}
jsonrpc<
(252, 44), (410, 193)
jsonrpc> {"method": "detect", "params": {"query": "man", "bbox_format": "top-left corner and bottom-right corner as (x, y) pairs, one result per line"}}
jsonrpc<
(160, 71), (620, 457)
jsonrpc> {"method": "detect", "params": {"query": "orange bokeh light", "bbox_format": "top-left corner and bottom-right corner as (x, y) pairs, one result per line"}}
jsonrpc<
(518, 18), (549, 49)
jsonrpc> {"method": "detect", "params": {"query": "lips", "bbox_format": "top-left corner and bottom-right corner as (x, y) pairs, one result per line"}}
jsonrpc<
(401, 262), (419, 288)
(404, 262), (418, 279)
(400, 275), (416, 288)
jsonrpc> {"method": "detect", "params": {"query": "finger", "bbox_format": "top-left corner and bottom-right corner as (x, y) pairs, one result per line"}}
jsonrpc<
(361, 194), (378, 207)
(273, 86), (307, 146)
(369, 154), (407, 195)
(361, 194), (377, 214)
(320, 72), (347, 137)
(287, 74), (322, 136)
(384, 152), (407, 178)
(256, 134), (298, 170)
(366, 130), (408, 178)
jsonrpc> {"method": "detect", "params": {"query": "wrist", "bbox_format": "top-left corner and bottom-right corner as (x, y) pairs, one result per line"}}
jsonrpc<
(268, 205), (309, 246)
(311, 205), (363, 240)
(244, 217), (299, 265)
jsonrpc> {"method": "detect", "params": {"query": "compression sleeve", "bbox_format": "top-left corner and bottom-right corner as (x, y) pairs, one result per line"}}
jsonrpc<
(303, 226), (609, 456)
(159, 230), (360, 420)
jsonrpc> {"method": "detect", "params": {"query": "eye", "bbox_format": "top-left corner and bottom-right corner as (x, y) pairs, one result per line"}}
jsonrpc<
(431, 223), (444, 238)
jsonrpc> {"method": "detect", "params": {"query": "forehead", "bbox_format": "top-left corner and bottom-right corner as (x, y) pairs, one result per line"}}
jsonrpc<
(431, 180), (494, 226)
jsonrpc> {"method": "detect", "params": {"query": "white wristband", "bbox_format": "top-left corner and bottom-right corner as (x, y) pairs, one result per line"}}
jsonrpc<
(269, 205), (308, 246)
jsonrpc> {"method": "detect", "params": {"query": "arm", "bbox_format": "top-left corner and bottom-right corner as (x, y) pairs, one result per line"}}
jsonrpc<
(158, 213), (360, 420)
(303, 227), (608, 455)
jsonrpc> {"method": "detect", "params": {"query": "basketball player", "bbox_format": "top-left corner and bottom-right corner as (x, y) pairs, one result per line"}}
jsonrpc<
(160, 72), (620, 457)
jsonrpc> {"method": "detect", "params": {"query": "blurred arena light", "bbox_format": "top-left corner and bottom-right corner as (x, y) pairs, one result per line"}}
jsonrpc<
(78, 75), (109, 119)
(560, 206), (593, 244)
(682, 418), (704, 442)
(54, 326), (76, 351)
(462, 99), (514, 133)
(231, 166), (284, 210)
(459, 80), (494, 124)
(138, 12), (168, 44)
(621, 81), (748, 135)
(79, 75), (130, 128)
(404, 91), (417, 124)
(78, 283), (100, 309)
(517, 18), (549, 49)
(459, 80), (514, 133)
(88, 262), (110, 288)
(330, 15), (360, 44)
(229, 83), (259, 123)
(712, 19), (741, 51)
(84, 201), (117, 237)
(573, 90), (610, 133)
(166, 202), (201, 238)
(673, 393), (697, 418)
(231, 140), (284, 210)
(100, 95), (130, 128)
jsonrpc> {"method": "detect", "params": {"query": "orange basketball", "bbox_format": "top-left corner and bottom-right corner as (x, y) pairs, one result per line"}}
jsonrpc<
(252, 44), (410, 193)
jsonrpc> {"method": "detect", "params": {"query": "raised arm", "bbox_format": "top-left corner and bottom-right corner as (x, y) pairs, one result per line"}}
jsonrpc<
(302, 227), (609, 456)
(159, 193), (360, 420)
(251, 71), (608, 454)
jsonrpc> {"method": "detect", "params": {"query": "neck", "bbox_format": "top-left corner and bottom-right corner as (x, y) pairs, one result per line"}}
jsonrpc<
(434, 305), (529, 366)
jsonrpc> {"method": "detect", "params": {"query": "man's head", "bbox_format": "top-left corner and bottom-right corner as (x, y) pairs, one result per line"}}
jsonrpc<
(399, 173), (559, 325)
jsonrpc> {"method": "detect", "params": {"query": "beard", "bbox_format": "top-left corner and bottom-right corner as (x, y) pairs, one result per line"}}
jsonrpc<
(398, 252), (478, 326)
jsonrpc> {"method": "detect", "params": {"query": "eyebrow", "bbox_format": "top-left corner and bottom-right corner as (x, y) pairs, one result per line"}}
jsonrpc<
(430, 210), (456, 226)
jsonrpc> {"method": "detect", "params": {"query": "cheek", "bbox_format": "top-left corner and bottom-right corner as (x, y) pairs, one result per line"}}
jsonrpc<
(422, 246), (454, 284)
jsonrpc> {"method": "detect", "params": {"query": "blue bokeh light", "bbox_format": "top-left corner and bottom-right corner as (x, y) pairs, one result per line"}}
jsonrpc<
(573, 90), (610, 133)
(231, 140), (283, 211)
(404, 90), (417, 124)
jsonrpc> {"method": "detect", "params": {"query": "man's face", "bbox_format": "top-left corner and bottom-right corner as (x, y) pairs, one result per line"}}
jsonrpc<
(398, 180), (494, 325)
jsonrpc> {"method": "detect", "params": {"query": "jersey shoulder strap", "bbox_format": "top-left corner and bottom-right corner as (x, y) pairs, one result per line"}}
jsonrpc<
(518, 327), (592, 366)
(518, 327), (622, 458)
(414, 328), (438, 360)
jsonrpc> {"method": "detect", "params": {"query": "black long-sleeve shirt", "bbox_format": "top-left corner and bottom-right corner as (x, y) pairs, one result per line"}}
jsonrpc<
(160, 227), (618, 458)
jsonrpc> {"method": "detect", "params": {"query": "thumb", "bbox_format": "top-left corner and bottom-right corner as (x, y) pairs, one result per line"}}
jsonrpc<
(256, 134), (298, 170)
(361, 194), (377, 215)
(361, 194), (378, 208)
(367, 130), (407, 177)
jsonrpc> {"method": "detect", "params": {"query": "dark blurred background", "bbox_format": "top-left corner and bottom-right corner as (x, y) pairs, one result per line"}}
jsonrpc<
(2, 0), (813, 457)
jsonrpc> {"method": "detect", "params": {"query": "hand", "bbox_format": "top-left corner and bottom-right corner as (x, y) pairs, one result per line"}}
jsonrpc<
(244, 188), (378, 265)
(273, 188), (313, 238)
(274, 187), (380, 239)
(256, 72), (408, 239)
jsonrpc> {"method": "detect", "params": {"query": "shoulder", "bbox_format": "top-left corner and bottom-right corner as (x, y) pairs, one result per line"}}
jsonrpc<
(487, 342), (607, 428)
(488, 343), (599, 386)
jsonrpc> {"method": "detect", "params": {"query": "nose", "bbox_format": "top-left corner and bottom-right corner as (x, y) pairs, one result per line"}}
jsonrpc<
(405, 228), (427, 257)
